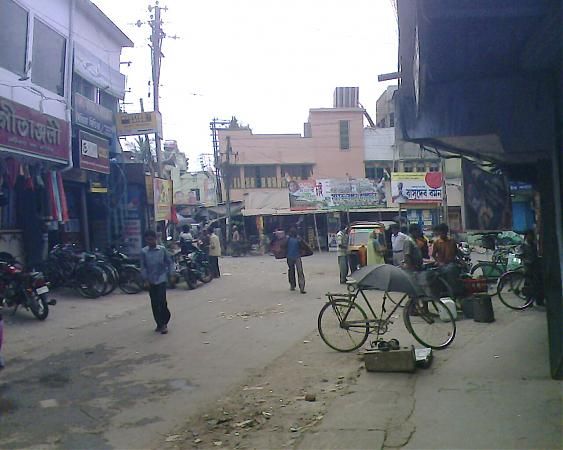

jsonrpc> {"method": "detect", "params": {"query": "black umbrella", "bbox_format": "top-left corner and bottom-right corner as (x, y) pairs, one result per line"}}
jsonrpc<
(350, 264), (421, 298)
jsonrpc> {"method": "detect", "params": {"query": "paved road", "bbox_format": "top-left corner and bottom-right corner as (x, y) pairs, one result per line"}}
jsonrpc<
(0, 253), (343, 449)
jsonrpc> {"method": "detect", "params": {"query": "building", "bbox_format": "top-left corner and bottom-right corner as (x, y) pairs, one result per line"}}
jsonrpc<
(0, 0), (132, 263)
(364, 86), (463, 232)
(396, 0), (562, 378)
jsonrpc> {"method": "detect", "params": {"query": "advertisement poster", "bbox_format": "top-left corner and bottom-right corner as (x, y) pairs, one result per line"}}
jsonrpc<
(326, 212), (341, 252)
(462, 160), (512, 231)
(154, 178), (173, 221)
(289, 178), (387, 210)
(123, 219), (142, 254)
(391, 172), (443, 203)
(78, 131), (110, 174)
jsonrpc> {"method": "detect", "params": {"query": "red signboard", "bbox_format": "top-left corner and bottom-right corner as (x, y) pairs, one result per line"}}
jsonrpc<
(0, 96), (69, 162)
(78, 130), (110, 174)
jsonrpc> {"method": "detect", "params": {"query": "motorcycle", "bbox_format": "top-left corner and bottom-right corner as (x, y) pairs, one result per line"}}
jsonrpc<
(178, 245), (212, 289)
(0, 258), (56, 320)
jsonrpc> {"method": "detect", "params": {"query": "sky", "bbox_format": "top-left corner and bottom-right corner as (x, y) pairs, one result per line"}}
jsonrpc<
(92, 0), (399, 170)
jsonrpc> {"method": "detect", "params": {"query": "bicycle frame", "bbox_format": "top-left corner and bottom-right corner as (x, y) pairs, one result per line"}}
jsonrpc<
(329, 288), (408, 341)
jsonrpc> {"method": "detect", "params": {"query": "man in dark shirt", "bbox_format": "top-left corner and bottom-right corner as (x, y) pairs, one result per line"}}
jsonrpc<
(403, 224), (423, 271)
(432, 223), (458, 266)
(284, 227), (308, 294)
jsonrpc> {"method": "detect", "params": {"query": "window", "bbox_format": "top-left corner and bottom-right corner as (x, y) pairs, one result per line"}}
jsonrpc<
(339, 120), (350, 150)
(190, 188), (201, 202)
(429, 164), (439, 172)
(416, 163), (426, 172)
(389, 113), (395, 127)
(0, 0), (28, 75)
(228, 166), (241, 189)
(281, 165), (311, 180)
(73, 74), (97, 102)
(99, 90), (118, 112)
(365, 166), (386, 180)
(365, 167), (376, 179)
(403, 163), (413, 173)
(32, 19), (66, 96)
(244, 166), (277, 188)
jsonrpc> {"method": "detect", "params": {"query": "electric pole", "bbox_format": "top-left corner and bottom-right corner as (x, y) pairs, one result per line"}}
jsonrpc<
(210, 118), (230, 203)
(225, 136), (232, 248)
(148, 1), (166, 178)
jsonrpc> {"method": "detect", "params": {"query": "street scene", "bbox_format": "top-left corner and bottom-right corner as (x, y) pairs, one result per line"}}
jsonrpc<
(0, 0), (562, 449)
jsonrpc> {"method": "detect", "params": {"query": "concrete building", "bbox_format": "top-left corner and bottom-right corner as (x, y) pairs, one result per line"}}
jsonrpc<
(0, 0), (132, 261)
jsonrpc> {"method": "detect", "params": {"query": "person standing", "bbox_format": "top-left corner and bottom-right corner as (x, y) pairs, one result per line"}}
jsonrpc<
(403, 224), (424, 271)
(282, 227), (311, 294)
(367, 227), (386, 266)
(208, 228), (221, 278)
(431, 223), (457, 266)
(231, 225), (241, 256)
(390, 223), (408, 266)
(411, 225), (430, 259)
(336, 225), (349, 284)
(140, 230), (173, 334)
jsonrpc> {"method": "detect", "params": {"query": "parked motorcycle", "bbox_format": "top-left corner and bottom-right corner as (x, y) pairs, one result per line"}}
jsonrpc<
(0, 258), (56, 320)
(179, 247), (212, 289)
(103, 247), (144, 294)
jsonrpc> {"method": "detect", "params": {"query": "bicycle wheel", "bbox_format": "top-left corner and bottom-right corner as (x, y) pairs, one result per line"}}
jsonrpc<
(119, 266), (144, 294)
(497, 271), (534, 310)
(470, 262), (503, 291)
(75, 265), (107, 298)
(98, 263), (118, 296)
(404, 298), (456, 350)
(318, 300), (369, 352)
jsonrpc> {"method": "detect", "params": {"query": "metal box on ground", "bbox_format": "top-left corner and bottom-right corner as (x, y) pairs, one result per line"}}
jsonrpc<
(363, 346), (416, 373)
(473, 294), (495, 323)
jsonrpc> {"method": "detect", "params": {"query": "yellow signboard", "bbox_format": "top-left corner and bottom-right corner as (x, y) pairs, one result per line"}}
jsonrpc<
(154, 178), (172, 221)
(116, 111), (163, 137)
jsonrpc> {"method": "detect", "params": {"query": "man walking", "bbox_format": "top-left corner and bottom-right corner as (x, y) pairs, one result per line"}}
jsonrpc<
(336, 225), (349, 284)
(140, 230), (173, 334)
(391, 223), (408, 266)
(208, 228), (221, 278)
(283, 227), (311, 294)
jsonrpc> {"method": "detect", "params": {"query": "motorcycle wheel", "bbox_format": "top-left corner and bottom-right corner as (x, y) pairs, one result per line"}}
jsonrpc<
(118, 266), (143, 294)
(184, 271), (197, 290)
(200, 267), (213, 283)
(29, 293), (49, 320)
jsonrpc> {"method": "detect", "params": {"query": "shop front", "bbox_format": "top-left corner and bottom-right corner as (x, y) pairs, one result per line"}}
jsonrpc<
(0, 95), (70, 266)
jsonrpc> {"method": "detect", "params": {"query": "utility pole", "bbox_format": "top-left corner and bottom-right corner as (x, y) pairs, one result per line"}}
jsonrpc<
(210, 118), (231, 203)
(441, 157), (449, 227)
(148, 1), (166, 178)
(224, 136), (232, 249)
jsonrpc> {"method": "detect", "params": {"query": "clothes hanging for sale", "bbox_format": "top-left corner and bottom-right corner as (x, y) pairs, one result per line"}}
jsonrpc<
(56, 172), (69, 222)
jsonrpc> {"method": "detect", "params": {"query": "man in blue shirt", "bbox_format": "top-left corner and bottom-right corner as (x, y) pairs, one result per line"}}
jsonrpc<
(140, 230), (174, 334)
(284, 227), (309, 294)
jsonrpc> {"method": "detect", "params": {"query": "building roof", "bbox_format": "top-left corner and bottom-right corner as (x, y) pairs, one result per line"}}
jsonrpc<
(78, 0), (134, 48)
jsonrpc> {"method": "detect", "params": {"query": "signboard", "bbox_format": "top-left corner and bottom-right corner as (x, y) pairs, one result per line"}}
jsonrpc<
(391, 172), (443, 203)
(123, 219), (142, 254)
(78, 131), (110, 174)
(0, 96), (69, 163)
(116, 111), (162, 137)
(462, 160), (512, 231)
(289, 178), (388, 211)
(154, 178), (172, 221)
(73, 93), (115, 137)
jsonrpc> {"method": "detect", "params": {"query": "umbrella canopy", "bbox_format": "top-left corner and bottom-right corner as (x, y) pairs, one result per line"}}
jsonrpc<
(350, 264), (421, 297)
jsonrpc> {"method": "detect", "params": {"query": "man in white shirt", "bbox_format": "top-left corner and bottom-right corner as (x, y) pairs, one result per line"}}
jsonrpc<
(335, 225), (349, 284)
(390, 223), (408, 266)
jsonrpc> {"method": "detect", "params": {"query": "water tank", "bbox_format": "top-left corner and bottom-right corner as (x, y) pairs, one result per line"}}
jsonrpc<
(333, 87), (359, 108)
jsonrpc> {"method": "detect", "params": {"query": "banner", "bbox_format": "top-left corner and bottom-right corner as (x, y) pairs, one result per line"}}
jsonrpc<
(73, 93), (115, 138)
(391, 172), (443, 203)
(116, 111), (162, 137)
(78, 131), (110, 174)
(289, 178), (388, 210)
(154, 178), (173, 221)
(462, 160), (512, 231)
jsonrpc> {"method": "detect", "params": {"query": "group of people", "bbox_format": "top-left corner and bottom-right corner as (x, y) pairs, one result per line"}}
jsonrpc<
(336, 222), (459, 284)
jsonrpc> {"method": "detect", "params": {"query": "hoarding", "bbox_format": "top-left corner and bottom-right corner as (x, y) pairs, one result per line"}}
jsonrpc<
(391, 172), (443, 203)
(73, 93), (115, 137)
(289, 178), (388, 210)
(154, 178), (173, 221)
(78, 131), (110, 174)
(116, 111), (162, 137)
(0, 96), (69, 163)
(462, 160), (512, 231)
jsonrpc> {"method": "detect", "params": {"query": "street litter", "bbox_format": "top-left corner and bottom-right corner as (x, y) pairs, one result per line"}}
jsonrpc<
(262, 411), (272, 418)
(243, 386), (264, 391)
(165, 435), (183, 442)
(303, 340), (310, 344)
(213, 441), (223, 446)
(235, 419), (256, 428)
(39, 399), (58, 408)
(304, 393), (316, 402)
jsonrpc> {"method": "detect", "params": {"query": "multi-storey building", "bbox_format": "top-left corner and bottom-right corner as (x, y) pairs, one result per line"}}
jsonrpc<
(0, 0), (132, 262)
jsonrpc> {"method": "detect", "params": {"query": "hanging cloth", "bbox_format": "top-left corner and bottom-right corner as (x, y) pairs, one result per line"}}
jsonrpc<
(51, 171), (62, 222)
(56, 172), (69, 222)
(4, 158), (19, 189)
(45, 172), (57, 221)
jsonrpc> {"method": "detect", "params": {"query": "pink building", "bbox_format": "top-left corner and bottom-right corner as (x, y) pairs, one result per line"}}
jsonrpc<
(218, 89), (365, 206)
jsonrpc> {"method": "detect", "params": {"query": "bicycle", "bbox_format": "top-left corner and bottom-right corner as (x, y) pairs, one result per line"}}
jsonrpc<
(318, 284), (456, 352)
(470, 246), (521, 290)
(496, 264), (543, 310)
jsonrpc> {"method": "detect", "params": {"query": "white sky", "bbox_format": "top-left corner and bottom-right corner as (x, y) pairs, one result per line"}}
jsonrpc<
(92, 0), (399, 170)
